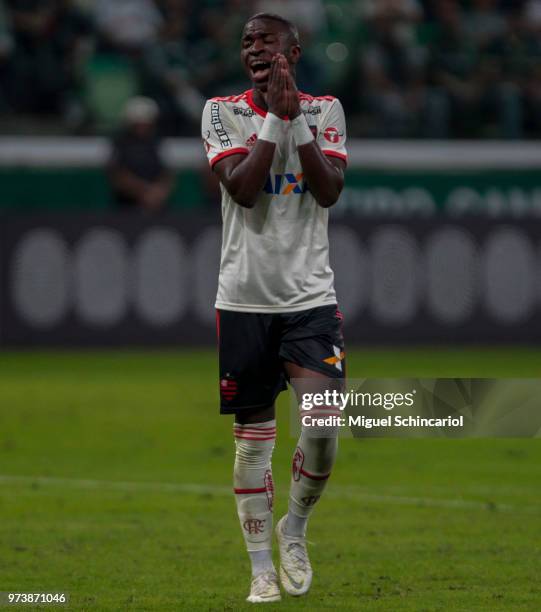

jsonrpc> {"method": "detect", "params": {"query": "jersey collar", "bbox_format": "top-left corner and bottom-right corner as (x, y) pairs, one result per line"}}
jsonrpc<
(246, 89), (269, 118)
(246, 89), (291, 120)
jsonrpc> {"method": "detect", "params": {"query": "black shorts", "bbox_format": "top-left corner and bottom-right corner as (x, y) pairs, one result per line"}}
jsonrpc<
(216, 304), (345, 414)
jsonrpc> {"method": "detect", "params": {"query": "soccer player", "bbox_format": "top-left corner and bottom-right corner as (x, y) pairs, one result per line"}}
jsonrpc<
(201, 12), (347, 603)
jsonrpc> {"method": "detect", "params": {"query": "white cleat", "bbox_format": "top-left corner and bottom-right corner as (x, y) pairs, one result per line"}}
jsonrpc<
(246, 570), (281, 603)
(275, 516), (313, 596)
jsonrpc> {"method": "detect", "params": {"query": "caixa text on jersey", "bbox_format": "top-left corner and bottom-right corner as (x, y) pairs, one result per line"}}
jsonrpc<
(263, 173), (309, 195)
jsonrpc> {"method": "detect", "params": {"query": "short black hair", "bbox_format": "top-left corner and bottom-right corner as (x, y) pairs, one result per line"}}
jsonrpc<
(245, 12), (300, 44)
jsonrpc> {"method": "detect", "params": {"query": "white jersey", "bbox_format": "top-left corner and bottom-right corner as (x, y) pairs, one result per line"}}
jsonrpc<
(201, 89), (347, 313)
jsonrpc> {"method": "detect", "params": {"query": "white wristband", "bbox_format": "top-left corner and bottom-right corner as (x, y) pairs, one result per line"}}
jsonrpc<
(258, 112), (286, 144)
(291, 113), (314, 147)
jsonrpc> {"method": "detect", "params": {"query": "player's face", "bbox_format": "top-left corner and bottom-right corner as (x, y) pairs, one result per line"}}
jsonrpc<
(241, 19), (299, 91)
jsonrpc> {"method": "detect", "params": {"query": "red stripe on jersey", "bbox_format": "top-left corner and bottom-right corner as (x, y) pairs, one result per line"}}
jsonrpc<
(246, 89), (268, 118)
(298, 92), (336, 102)
(299, 468), (331, 481)
(210, 92), (249, 103)
(322, 150), (348, 165)
(246, 89), (289, 120)
(210, 147), (249, 168)
(234, 486), (267, 494)
(244, 89), (336, 118)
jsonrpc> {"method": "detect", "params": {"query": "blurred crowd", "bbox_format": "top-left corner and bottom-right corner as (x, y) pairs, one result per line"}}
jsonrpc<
(0, 0), (540, 138)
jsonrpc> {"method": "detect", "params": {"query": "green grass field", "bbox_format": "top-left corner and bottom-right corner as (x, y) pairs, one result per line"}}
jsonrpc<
(1, 348), (540, 611)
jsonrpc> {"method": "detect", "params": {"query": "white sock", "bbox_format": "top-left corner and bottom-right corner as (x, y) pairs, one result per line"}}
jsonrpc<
(233, 420), (276, 575)
(283, 510), (307, 538)
(285, 426), (338, 538)
(249, 550), (275, 576)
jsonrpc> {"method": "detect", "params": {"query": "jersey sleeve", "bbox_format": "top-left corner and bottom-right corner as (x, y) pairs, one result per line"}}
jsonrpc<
(201, 100), (249, 169)
(317, 99), (348, 165)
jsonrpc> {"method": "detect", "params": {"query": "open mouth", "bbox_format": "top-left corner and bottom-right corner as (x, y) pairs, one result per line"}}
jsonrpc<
(250, 60), (271, 81)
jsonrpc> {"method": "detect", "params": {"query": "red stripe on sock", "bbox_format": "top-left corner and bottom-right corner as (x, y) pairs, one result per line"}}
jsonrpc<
(234, 435), (276, 441)
(306, 407), (342, 412)
(299, 468), (331, 481)
(308, 409), (342, 413)
(234, 487), (267, 494)
(234, 430), (276, 436)
(234, 432), (275, 436)
(234, 426), (276, 432)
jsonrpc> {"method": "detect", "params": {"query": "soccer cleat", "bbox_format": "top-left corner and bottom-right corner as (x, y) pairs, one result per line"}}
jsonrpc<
(275, 515), (313, 596)
(246, 569), (281, 603)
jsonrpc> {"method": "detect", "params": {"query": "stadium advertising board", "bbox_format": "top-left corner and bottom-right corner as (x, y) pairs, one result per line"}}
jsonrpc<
(1, 140), (540, 218)
(336, 170), (541, 218)
(1, 215), (540, 347)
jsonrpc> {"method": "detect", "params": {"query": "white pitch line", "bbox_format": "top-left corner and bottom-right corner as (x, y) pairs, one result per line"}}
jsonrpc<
(0, 475), (539, 515)
(0, 475), (231, 496)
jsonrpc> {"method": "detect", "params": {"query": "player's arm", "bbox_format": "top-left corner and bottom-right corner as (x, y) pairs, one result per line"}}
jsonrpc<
(282, 56), (346, 208)
(212, 141), (275, 209)
(213, 58), (290, 209)
(295, 143), (345, 209)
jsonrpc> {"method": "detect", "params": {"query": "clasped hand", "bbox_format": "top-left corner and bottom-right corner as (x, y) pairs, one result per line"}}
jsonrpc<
(266, 54), (301, 119)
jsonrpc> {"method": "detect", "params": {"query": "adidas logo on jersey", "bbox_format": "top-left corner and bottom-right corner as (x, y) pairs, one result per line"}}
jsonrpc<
(263, 173), (308, 195)
(246, 133), (257, 148)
